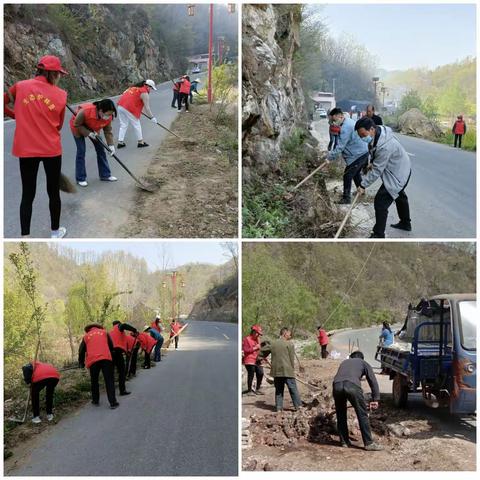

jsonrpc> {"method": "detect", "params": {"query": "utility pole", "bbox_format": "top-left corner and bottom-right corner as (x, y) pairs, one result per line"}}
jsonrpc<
(208, 3), (213, 103)
(171, 271), (177, 319)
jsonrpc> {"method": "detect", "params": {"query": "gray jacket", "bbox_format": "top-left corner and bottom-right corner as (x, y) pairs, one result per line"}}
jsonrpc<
(361, 126), (411, 199)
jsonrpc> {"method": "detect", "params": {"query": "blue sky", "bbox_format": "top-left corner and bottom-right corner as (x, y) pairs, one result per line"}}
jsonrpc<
(320, 3), (476, 70)
(52, 241), (234, 270)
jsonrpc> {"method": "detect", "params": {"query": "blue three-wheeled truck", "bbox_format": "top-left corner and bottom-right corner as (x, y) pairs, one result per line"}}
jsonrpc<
(376, 294), (476, 414)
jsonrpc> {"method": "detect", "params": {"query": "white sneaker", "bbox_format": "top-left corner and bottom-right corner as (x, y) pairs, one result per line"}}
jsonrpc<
(102, 176), (118, 182)
(77, 181), (88, 187)
(32, 416), (41, 424)
(51, 227), (67, 239)
(46, 414), (54, 421)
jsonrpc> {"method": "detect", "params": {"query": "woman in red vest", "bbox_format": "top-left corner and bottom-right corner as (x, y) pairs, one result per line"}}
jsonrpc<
(137, 330), (157, 369)
(242, 324), (264, 395)
(150, 315), (164, 362)
(5, 55), (68, 238)
(171, 79), (181, 108)
(78, 323), (118, 409)
(169, 318), (183, 349)
(22, 361), (60, 423)
(178, 75), (191, 113)
(317, 325), (329, 359)
(117, 79), (157, 148)
(109, 321), (137, 396)
(70, 99), (118, 187)
(452, 115), (467, 149)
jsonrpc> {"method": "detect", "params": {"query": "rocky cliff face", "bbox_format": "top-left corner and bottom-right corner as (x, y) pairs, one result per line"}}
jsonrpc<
(4, 4), (174, 100)
(188, 275), (237, 323)
(242, 4), (315, 179)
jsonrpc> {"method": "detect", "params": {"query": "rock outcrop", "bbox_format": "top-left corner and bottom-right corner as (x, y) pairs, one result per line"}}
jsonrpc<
(398, 108), (443, 139)
(4, 4), (174, 99)
(242, 4), (316, 179)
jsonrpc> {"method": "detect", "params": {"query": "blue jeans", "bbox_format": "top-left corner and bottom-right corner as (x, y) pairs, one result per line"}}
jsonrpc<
(74, 135), (111, 182)
(274, 377), (302, 411)
(154, 335), (164, 362)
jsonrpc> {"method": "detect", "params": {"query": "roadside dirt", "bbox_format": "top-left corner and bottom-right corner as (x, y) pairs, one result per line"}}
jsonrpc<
(242, 358), (475, 471)
(120, 102), (238, 237)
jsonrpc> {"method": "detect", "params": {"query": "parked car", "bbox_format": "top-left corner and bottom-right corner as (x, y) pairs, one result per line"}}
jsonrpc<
(192, 66), (201, 74)
(318, 108), (327, 118)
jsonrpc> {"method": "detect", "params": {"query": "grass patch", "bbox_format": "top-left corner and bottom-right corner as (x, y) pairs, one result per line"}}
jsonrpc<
(440, 129), (476, 151)
(300, 341), (319, 359)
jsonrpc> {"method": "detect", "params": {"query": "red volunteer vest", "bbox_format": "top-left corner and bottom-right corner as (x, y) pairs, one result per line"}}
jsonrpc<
(179, 80), (191, 94)
(138, 332), (157, 354)
(118, 85), (149, 118)
(109, 324), (127, 352)
(151, 320), (162, 333)
(242, 335), (259, 365)
(83, 327), (112, 368)
(454, 120), (466, 135)
(125, 334), (137, 353)
(69, 103), (112, 136)
(10, 76), (67, 157)
(32, 361), (60, 383)
(317, 329), (329, 346)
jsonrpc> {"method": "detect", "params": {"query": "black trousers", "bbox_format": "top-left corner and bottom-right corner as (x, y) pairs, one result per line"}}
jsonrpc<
(373, 174), (411, 237)
(112, 348), (127, 394)
(171, 91), (179, 108)
(143, 350), (151, 368)
(174, 336), (179, 349)
(321, 344), (328, 359)
(19, 156), (62, 235)
(127, 345), (139, 376)
(245, 364), (264, 391)
(333, 380), (373, 446)
(343, 153), (368, 199)
(89, 359), (116, 406)
(31, 378), (59, 417)
(178, 93), (189, 111)
(454, 134), (463, 148)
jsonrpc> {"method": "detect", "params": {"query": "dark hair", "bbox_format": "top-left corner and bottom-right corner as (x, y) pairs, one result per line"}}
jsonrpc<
(355, 117), (376, 131)
(184, 75), (190, 81)
(133, 80), (147, 88)
(317, 325), (323, 330)
(35, 68), (60, 85)
(279, 327), (290, 336)
(329, 107), (343, 116)
(112, 320), (121, 326)
(367, 104), (375, 111)
(382, 321), (392, 333)
(350, 350), (364, 359)
(93, 99), (117, 118)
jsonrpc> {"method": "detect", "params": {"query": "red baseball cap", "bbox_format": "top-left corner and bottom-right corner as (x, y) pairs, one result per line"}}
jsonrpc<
(37, 55), (68, 74)
(251, 324), (263, 335)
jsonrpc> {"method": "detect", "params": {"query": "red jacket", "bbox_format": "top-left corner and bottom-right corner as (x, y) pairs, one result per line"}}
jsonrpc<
(118, 85), (149, 118)
(453, 120), (466, 135)
(109, 324), (128, 352)
(83, 327), (112, 368)
(151, 320), (162, 333)
(329, 124), (341, 135)
(179, 79), (191, 95)
(9, 76), (67, 158)
(69, 102), (113, 136)
(125, 334), (137, 353)
(4, 92), (15, 118)
(32, 361), (60, 383)
(138, 332), (157, 354)
(317, 329), (329, 346)
(173, 82), (181, 92)
(242, 334), (260, 365)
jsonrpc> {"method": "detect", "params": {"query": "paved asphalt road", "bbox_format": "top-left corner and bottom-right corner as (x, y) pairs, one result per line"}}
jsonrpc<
(4, 74), (205, 238)
(7, 321), (238, 476)
(331, 325), (476, 440)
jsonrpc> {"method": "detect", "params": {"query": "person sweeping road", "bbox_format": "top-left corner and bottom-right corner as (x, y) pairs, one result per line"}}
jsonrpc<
(125, 333), (139, 378)
(5, 55), (68, 238)
(355, 116), (412, 238)
(178, 75), (191, 113)
(170, 318), (183, 349)
(171, 79), (181, 109)
(79, 324), (119, 409)
(117, 79), (157, 148)
(317, 325), (329, 359)
(150, 315), (164, 362)
(109, 321), (138, 396)
(22, 361), (60, 424)
(70, 99), (118, 187)
(137, 330), (157, 369)
(326, 107), (369, 204)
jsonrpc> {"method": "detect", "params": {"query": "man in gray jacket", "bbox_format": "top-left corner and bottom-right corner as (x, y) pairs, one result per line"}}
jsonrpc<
(327, 108), (369, 204)
(355, 117), (412, 238)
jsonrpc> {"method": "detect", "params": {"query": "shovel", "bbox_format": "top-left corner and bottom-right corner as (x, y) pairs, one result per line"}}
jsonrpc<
(67, 105), (156, 193)
(334, 192), (361, 238)
(292, 161), (329, 191)
(141, 112), (182, 139)
(8, 389), (31, 424)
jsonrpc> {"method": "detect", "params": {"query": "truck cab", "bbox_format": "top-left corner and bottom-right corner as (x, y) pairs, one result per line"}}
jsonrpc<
(376, 294), (476, 414)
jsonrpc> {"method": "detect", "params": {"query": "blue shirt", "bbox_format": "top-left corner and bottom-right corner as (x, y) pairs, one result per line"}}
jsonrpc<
(149, 329), (163, 341)
(327, 116), (369, 165)
(380, 328), (394, 346)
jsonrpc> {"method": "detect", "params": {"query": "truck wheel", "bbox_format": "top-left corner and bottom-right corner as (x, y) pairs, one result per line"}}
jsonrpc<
(392, 374), (408, 408)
